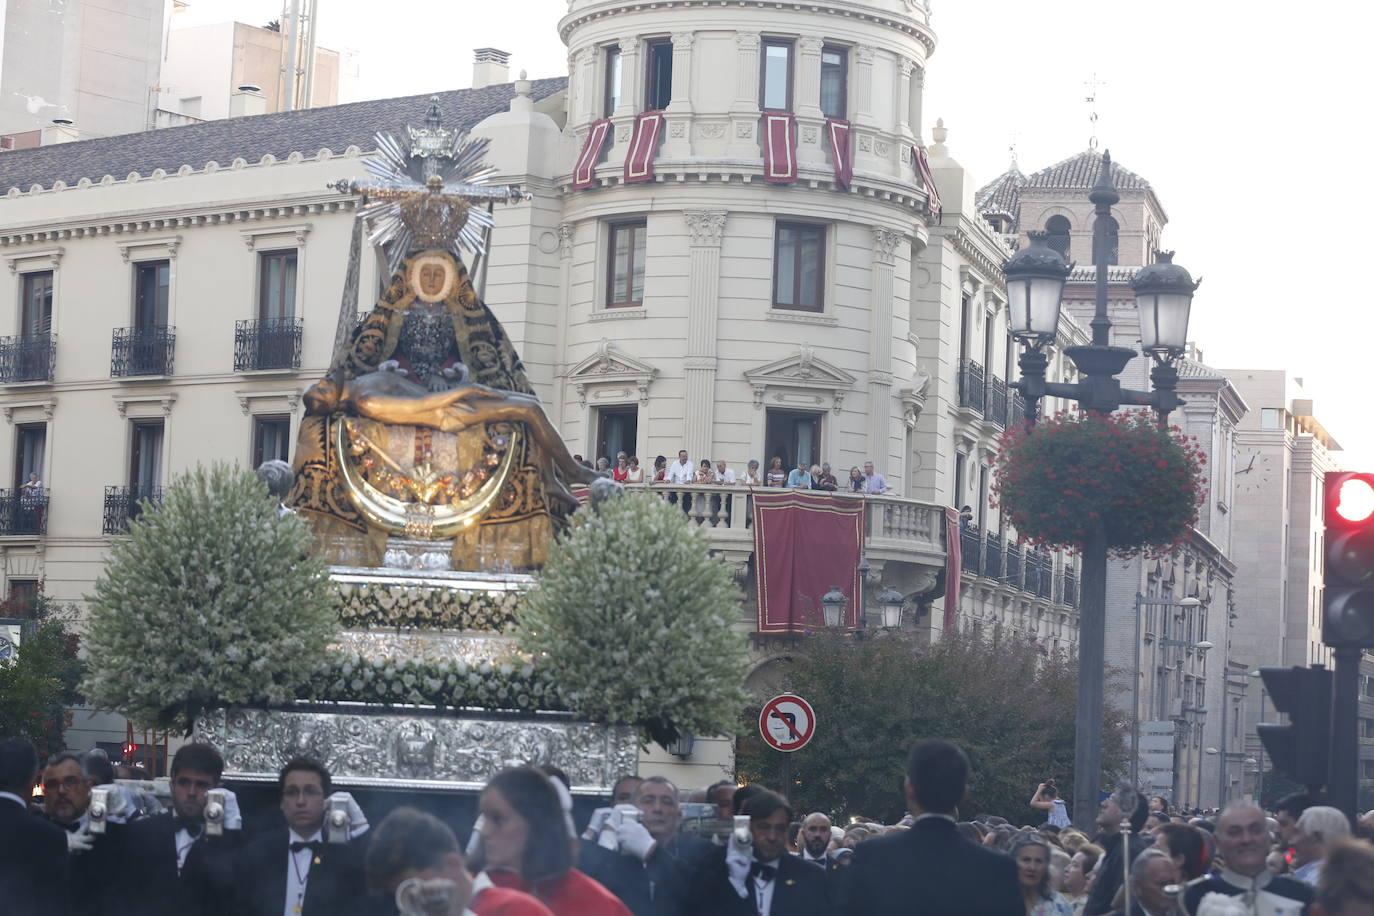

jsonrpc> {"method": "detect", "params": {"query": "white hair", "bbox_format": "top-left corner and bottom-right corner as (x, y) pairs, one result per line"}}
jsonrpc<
(1296, 805), (1351, 844)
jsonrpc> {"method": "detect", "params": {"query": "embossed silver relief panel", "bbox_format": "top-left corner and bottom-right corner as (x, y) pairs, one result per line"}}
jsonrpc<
(195, 707), (638, 793)
(333, 629), (520, 665)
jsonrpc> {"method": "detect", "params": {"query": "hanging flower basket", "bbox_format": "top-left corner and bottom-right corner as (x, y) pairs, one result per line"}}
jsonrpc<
(991, 411), (1207, 557)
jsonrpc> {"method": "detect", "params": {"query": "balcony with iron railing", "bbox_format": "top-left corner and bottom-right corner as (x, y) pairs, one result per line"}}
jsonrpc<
(234, 317), (304, 371)
(0, 334), (56, 384)
(955, 526), (1078, 608)
(102, 485), (164, 534)
(986, 377), (1009, 429)
(0, 489), (47, 536)
(956, 359), (985, 414)
(111, 326), (175, 377)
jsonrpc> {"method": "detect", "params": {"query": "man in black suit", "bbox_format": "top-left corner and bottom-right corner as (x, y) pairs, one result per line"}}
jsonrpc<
(121, 742), (243, 916)
(686, 788), (831, 916)
(232, 756), (372, 916)
(42, 749), (131, 914)
(0, 736), (70, 916)
(840, 739), (1023, 915)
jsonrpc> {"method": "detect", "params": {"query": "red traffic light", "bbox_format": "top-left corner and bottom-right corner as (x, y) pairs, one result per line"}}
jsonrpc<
(1335, 476), (1374, 523)
(123, 742), (137, 758)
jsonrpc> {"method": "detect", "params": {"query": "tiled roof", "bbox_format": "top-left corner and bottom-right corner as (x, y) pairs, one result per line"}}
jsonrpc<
(1177, 357), (1226, 380)
(0, 78), (568, 193)
(1024, 149), (1151, 191)
(974, 165), (1026, 219)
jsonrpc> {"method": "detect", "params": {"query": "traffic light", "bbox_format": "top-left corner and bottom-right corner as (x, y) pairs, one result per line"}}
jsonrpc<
(1258, 665), (1332, 790)
(123, 742), (137, 761)
(1324, 472), (1374, 647)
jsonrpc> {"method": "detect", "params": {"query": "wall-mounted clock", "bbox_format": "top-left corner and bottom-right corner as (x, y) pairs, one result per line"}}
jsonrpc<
(1235, 448), (1273, 493)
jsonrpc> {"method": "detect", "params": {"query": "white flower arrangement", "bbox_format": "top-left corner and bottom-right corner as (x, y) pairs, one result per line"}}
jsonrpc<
(82, 464), (339, 730)
(335, 582), (521, 631)
(517, 493), (748, 745)
(1195, 892), (1250, 916)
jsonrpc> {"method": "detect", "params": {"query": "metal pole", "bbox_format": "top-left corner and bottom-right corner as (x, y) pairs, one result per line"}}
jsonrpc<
(283, 0), (302, 111)
(1218, 677), (1229, 807)
(1088, 151), (1119, 347)
(301, 0), (320, 108)
(780, 753), (793, 804)
(1131, 593), (1143, 788)
(1073, 519), (1107, 830)
(1332, 647), (1360, 821)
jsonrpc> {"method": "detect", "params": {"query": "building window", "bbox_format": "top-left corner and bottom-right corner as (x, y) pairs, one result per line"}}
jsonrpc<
(13, 423), (44, 490)
(1260, 408), (1282, 429)
(604, 45), (622, 116)
(129, 420), (164, 494)
(606, 221), (647, 309)
(253, 415), (292, 467)
(6, 579), (38, 618)
(760, 38), (794, 111)
(134, 260), (170, 329)
(594, 406), (638, 467)
(772, 221), (825, 312)
(645, 39), (673, 110)
(21, 271), (52, 337)
(1092, 216), (1119, 266)
(258, 250), (297, 320)
(820, 46), (847, 119)
(1044, 216), (1071, 260)
(764, 408), (821, 472)
(1364, 759), (1374, 781)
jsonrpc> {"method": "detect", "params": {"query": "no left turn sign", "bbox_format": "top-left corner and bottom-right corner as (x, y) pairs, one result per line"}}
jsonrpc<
(758, 693), (816, 752)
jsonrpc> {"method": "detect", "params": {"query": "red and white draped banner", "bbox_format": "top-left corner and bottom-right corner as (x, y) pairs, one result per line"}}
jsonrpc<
(624, 111), (664, 184)
(762, 112), (798, 183)
(912, 143), (942, 220)
(571, 118), (612, 190)
(826, 118), (852, 190)
(943, 507), (961, 631)
(753, 490), (866, 634)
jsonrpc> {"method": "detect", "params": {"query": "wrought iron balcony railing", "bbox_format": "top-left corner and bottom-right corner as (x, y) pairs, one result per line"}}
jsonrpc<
(986, 376), (1008, 429)
(957, 359), (985, 413)
(0, 334), (56, 383)
(0, 489), (47, 535)
(234, 317), (303, 371)
(102, 485), (163, 534)
(984, 530), (1004, 580)
(111, 326), (175, 377)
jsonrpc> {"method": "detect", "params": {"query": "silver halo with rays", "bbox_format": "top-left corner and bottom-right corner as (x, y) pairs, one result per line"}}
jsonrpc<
(328, 95), (531, 277)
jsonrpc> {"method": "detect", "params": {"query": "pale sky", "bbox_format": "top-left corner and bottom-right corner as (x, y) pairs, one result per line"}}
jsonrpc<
(177, 0), (1373, 466)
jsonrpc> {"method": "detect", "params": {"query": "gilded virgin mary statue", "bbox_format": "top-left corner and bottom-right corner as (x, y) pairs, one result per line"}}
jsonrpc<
(288, 100), (598, 570)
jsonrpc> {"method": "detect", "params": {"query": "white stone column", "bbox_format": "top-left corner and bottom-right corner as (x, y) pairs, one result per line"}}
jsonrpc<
(895, 58), (914, 140)
(683, 210), (726, 459)
(727, 32), (761, 159)
(662, 31), (695, 157)
(867, 227), (902, 467)
(552, 223), (575, 429)
(607, 38), (641, 169)
(852, 45), (883, 176)
(911, 66), (925, 141)
(795, 36), (826, 168)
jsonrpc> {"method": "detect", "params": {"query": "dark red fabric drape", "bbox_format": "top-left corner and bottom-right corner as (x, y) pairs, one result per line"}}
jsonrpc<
(624, 111), (664, 184)
(572, 118), (612, 189)
(826, 118), (852, 190)
(762, 112), (797, 183)
(944, 507), (961, 630)
(753, 490), (865, 633)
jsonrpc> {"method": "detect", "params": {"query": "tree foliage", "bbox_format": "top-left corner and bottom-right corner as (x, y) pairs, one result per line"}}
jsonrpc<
(82, 464), (338, 731)
(0, 591), (84, 756)
(736, 630), (1129, 823)
(518, 493), (748, 746)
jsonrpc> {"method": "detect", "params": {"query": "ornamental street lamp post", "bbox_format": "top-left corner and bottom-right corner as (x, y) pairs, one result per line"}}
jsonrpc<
(1003, 152), (1200, 830)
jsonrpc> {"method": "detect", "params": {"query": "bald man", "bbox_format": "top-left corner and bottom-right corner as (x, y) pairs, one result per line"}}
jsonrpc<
(1183, 801), (1313, 914)
(799, 813), (833, 865)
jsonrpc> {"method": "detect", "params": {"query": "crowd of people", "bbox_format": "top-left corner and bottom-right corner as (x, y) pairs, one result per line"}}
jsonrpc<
(571, 450), (892, 495)
(3, 732), (1373, 915)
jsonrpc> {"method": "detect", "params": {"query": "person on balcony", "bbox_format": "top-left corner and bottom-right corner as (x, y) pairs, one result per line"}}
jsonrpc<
(786, 460), (812, 490)
(694, 460), (715, 484)
(624, 457), (645, 484)
(862, 461), (889, 495)
(847, 467), (866, 493)
(665, 451), (694, 485)
(813, 464), (838, 492)
(713, 460), (737, 486)
(651, 456), (667, 483)
(765, 457), (788, 487)
(741, 460), (763, 487)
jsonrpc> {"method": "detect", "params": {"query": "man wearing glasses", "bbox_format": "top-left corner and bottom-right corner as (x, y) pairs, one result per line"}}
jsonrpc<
(232, 756), (371, 916)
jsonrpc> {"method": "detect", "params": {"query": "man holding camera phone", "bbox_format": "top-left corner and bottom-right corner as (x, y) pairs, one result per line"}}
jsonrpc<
(231, 756), (371, 916)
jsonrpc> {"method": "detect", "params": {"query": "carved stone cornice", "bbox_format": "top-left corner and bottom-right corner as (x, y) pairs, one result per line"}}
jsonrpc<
(4, 246), (63, 274)
(671, 31), (695, 48)
(118, 235), (181, 263)
(735, 31), (760, 51)
(799, 36), (824, 54)
(240, 222), (312, 251)
(873, 227), (903, 266)
(568, 338), (658, 406)
(683, 209), (727, 247)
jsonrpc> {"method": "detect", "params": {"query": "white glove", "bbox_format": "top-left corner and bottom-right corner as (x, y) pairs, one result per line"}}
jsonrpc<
(220, 788), (242, 831)
(597, 808), (621, 851)
(615, 812), (656, 862)
(582, 807), (613, 842)
(99, 784), (135, 822)
(327, 791), (370, 839)
(725, 839), (752, 899)
(465, 815), (484, 857)
(67, 823), (95, 855)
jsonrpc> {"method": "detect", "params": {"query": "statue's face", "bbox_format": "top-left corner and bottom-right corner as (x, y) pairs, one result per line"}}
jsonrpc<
(419, 263), (446, 297)
(409, 253), (455, 303)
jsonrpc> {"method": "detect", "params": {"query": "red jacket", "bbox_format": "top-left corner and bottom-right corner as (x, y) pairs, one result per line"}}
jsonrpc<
(471, 871), (554, 916)
(486, 867), (633, 916)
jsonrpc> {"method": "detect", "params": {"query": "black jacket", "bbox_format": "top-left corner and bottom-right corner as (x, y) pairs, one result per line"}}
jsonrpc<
(1084, 831), (1150, 916)
(52, 816), (128, 915)
(119, 813), (243, 916)
(685, 845), (831, 916)
(0, 798), (70, 916)
(578, 833), (712, 916)
(839, 816), (1023, 916)
(232, 827), (373, 916)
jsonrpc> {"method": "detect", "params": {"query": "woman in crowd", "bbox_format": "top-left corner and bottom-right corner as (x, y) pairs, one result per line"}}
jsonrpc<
(624, 456), (644, 484)
(651, 455), (667, 483)
(612, 454), (629, 483)
(595, 457), (610, 475)
(471, 767), (632, 916)
(740, 459), (763, 486)
(848, 466), (866, 493)
(765, 456), (787, 487)
(1008, 832), (1074, 916)
(1152, 822), (1209, 882)
(1062, 842), (1103, 915)
(813, 462), (838, 491)
(694, 459), (714, 484)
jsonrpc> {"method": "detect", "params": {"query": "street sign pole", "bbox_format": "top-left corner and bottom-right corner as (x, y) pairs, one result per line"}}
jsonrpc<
(781, 752), (793, 803)
(758, 693), (816, 804)
(1332, 646), (1361, 821)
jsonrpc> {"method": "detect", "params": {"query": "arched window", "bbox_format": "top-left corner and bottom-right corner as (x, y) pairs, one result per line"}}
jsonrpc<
(1044, 215), (1071, 259)
(1093, 215), (1119, 266)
